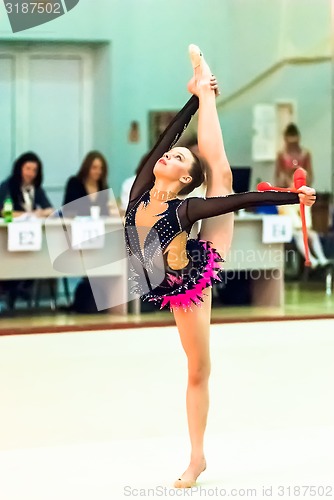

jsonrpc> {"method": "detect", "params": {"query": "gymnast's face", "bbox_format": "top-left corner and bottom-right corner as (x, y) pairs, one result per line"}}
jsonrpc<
(153, 147), (194, 187)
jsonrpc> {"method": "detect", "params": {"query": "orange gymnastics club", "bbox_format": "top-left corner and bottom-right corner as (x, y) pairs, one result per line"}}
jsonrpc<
(293, 167), (311, 267)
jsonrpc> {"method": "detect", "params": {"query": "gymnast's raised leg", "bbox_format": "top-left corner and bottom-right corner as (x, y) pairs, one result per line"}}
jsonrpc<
(189, 45), (234, 259)
(173, 47), (232, 489)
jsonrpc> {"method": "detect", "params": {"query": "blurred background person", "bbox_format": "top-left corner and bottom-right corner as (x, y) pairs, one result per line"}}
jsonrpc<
(275, 123), (314, 188)
(62, 151), (110, 216)
(279, 190), (329, 269)
(61, 151), (111, 313)
(0, 151), (53, 218)
(0, 151), (53, 308)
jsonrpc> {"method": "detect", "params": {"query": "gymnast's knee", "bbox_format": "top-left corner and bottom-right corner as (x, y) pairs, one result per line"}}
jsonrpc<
(206, 172), (233, 195)
(187, 362), (211, 386)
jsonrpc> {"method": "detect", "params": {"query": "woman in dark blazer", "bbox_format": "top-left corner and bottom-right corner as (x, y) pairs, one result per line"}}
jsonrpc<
(0, 152), (53, 217)
(61, 151), (110, 313)
(0, 152), (53, 309)
(62, 151), (110, 216)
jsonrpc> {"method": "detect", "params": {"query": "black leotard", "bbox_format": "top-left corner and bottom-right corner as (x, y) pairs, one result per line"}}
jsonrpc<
(124, 96), (299, 310)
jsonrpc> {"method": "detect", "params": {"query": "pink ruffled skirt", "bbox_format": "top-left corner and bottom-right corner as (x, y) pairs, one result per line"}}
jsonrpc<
(141, 239), (224, 312)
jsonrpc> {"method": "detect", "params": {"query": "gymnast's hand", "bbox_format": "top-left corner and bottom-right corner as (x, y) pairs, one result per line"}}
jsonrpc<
(298, 186), (316, 206)
(188, 75), (220, 97)
(210, 75), (220, 97)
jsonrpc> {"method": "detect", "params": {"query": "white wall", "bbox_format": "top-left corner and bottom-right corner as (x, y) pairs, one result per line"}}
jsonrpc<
(217, 60), (331, 191)
(0, 0), (331, 198)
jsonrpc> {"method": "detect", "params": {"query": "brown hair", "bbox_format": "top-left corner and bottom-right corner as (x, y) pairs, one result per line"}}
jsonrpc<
(76, 151), (108, 190)
(178, 151), (206, 196)
(284, 123), (300, 137)
(9, 152), (43, 209)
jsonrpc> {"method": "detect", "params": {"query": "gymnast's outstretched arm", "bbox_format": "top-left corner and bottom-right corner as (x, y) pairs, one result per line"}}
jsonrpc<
(127, 96), (199, 207)
(179, 189), (316, 227)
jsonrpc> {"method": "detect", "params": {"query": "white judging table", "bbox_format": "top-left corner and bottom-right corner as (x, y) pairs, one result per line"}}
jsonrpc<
(0, 214), (287, 314)
(223, 214), (286, 307)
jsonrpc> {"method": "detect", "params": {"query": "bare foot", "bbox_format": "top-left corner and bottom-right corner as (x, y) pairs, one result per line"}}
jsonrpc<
(187, 44), (219, 96)
(173, 457), (207, 489)
(189, 44), (211, 77)
(188, 44), (203, 69)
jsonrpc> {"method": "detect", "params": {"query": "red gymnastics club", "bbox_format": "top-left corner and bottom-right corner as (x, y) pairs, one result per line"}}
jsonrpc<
(293, 167), (311, 267)
(256, 181), (299, 193)
(257, 168), (311, 267)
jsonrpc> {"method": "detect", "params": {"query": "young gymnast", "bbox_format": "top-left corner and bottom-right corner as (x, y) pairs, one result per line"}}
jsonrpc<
(124, 45), (316, 488)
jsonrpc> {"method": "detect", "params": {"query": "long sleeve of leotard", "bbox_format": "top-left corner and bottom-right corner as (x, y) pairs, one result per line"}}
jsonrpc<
(181, 190), (300, 228)
(128, 95), (199, 206)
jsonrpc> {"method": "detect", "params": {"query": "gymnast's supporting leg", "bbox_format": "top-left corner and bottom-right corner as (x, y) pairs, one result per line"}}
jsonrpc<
(172, 288), (212, 488)
(189, 46), (234, 260)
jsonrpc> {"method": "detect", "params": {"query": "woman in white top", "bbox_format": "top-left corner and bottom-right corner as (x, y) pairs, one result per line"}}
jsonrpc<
(279, 199), (329, 268)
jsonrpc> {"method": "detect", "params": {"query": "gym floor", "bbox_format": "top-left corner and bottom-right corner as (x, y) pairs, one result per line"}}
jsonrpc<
(0, 281), (333, 335)
(0, 319), (333, 499)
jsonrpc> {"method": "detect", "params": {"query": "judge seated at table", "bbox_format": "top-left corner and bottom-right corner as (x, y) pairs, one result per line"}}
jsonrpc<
(62, 151), (110, 217)
(61, 152), (111, 314)
(0, 152), (53, 309)
(0, 152), (53, 218)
